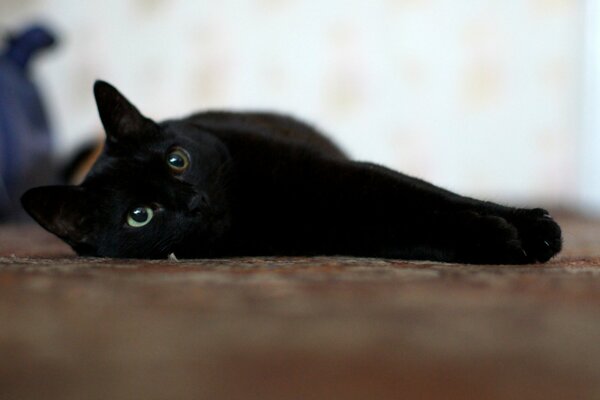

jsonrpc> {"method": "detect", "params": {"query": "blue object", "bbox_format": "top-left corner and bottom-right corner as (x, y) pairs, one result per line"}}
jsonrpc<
(0, 24), (57, 221)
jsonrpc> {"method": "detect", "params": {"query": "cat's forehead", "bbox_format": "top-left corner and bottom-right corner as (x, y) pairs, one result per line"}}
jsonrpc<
(83, 154), (194, 205)
(86, 150), (161, 181)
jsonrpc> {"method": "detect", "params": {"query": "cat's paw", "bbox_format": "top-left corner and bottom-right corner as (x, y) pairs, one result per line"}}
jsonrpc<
(509, 208), (562, 263)
(454, 209), (562, 264)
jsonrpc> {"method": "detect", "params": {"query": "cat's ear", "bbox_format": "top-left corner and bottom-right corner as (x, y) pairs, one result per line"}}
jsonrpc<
(21, 186), (92, 244)
(93, 80), (157, 144)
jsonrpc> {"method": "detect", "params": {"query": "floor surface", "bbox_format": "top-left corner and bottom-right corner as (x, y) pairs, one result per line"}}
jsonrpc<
(1, 215), (600, 399)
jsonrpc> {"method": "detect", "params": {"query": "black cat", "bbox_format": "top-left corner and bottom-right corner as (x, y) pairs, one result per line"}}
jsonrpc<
(21, 81), (562, 263)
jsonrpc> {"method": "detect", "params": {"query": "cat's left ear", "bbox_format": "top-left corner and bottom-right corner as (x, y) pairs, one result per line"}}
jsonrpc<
(93, 80), (158, 145)
(21, 185), (93, 244)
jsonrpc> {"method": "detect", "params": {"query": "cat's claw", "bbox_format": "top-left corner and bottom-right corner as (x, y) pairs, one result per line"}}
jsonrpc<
(521, 249), (528, 258)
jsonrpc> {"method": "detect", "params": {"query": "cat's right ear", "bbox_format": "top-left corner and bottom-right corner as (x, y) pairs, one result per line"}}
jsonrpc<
(21, 185), (92, 244)
(93, 80), (157, 145)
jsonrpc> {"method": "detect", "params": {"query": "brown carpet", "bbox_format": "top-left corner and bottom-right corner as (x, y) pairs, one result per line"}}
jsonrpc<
(1, 215), (600, 399)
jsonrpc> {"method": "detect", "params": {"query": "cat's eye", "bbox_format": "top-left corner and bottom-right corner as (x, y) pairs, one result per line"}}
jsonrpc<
(127, 206), (154, 227)
(166, 148), (190, 173)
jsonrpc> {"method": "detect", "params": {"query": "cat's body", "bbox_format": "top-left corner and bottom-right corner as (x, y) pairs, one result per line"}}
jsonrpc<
(21, 81), (562, 263)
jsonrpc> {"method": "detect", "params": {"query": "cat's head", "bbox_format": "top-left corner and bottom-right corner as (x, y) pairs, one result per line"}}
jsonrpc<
(21, 81), (231, 258)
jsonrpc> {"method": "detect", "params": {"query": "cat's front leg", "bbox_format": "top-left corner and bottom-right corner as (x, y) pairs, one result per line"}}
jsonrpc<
(447, 206), (562, 264)
(303, 160), (563, 264)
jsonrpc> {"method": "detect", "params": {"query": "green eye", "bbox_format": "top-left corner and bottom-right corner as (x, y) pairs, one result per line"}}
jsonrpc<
(166, 148), (190, 172)
(127, 206), (154, 227)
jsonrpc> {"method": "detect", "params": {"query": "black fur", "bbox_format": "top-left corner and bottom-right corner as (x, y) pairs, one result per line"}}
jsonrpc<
(21, 81), (562, 263)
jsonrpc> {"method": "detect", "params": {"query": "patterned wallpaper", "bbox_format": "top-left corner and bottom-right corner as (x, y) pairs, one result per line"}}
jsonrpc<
(0, 0), (583, 205)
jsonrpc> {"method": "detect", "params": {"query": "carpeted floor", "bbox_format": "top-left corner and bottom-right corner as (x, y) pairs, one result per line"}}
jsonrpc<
(1, 215), (600, 399)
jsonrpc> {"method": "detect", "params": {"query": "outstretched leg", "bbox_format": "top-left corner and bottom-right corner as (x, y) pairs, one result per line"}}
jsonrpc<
(345, 162), (563, 264)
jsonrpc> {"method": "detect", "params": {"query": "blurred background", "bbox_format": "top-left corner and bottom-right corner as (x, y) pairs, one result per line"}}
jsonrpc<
(1, 0), (598, 221)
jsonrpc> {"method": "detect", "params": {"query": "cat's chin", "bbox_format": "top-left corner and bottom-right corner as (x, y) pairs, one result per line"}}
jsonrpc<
(71, 242), (98, 257)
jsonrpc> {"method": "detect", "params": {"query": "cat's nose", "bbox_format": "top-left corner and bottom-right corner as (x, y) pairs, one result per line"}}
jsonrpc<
(187, 192), (209, 211)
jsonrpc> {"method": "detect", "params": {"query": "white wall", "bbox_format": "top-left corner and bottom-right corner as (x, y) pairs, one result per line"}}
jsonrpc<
(580, 0), (600, 215)
(0, 0), (586, 207)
